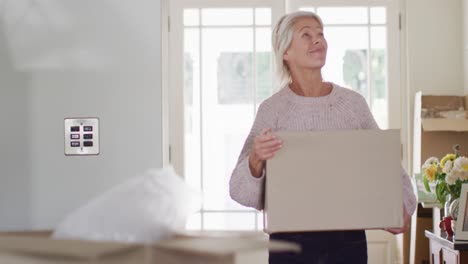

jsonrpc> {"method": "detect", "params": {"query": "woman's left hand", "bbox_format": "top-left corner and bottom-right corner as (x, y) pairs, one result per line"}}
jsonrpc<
(384, 207), (411, 234)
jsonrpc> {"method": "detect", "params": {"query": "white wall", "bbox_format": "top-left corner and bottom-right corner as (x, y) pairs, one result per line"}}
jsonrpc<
(0, 0), (163, 230)
(406, 0), (463, 96)
(0, 23), (32, 229)
(464, 0), (468, 95)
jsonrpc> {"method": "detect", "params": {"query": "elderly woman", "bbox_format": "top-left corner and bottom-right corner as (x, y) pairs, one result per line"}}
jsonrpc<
(229, 11), (417, 264)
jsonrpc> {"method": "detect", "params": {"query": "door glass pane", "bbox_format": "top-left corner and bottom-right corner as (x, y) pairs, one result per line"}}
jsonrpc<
(256, 27), (273, 104)
(184, 28), (202, 203)
(183, 6), (273, 230)
(317, 7), (368, 24)
(201, 27), (255, 210)
(370, 7), (386, 24)
(184, 9), (199, 26)
(202, 8), (253, 26)
(322, 26), (369, 102)
(371, 26), (388, 129)
(204, 212), (256, 230)
(255, 8), (271, 25)
(257, 212), (264, 229)
(186, 212), (202, 230)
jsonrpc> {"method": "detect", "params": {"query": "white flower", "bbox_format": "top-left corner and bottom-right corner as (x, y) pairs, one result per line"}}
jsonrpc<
(445, 172), (458, 185)
(450, 167), (468, 182)
(454, 156), (468, 169)
(424, 157), (439, 166)
(460, 171), (468, 181)
(453, 157), (468, 181)
(443, 160), (454, 174)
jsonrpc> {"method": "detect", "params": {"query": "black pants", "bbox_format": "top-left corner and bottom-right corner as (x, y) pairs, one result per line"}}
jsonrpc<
(269, 230), (367, 264)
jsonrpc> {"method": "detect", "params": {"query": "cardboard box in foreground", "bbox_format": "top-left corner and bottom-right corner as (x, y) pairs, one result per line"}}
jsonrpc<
(265, 129), (403, 233)
(0, 231), (299, 264)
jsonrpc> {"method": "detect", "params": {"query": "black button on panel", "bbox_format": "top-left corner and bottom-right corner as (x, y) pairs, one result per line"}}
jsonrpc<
(83, 126), (93, 132)
(83, 141), (93, 147)
(71, 141), (80, 147)
(71, 126), (80, 132)
(83, 134), (93, 139)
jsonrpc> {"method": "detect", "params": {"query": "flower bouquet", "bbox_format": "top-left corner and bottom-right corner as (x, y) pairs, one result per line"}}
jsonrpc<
(422, 145), (468, 206)
(422, 145), (468, 236)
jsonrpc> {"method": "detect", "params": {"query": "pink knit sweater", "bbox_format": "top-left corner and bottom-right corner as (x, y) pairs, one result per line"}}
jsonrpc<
(229, 83), (417, 216)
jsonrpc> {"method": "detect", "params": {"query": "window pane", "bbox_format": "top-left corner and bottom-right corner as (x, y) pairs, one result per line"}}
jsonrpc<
(184, 28), (202, 206)
(256, 28), (273, 104)
(317, 7), (368, 24)
(203, 132), (252, 210)
(370, 7), (386, 24)
(202, 8), (253, 26)
(371, 26), (388, 129)
(184, 9), (199, 26)
(216, 52), (253, 104)
(204, 212), (256, 230)
(255, 8), (271, 25)
(186, 212), (202, 230)
(322, 26), (369, 101)
(201, 28), (255, 210)
(255, 27), (272, 52)
(257, 212), (264, 230)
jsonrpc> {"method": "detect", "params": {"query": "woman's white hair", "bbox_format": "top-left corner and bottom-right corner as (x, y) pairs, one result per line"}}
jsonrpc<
(272, 11), (324, 88)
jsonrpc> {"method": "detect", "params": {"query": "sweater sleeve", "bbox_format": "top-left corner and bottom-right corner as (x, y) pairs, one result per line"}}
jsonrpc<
(356, 95), (417, 216)
(229, 102), (276, 211)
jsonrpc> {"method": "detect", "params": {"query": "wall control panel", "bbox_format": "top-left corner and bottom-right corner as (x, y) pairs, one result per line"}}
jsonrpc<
(64, 118), (99, 155)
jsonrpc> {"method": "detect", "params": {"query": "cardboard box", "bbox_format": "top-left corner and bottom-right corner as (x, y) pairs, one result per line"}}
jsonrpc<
(413, 92), (468, 176)
(264, 129), (403, 233)
(0, 231), (299, 264)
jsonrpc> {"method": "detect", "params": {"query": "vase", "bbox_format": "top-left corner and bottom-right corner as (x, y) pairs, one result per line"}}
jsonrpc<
(449, 198), (460, 237)
(449, 198), (460, 220)
(444, 194), (453, 218)
(441, 194), (454, 237)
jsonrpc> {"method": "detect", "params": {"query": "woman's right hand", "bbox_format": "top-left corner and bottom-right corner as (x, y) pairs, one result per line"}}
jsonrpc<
(249, 128), (283, 178)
